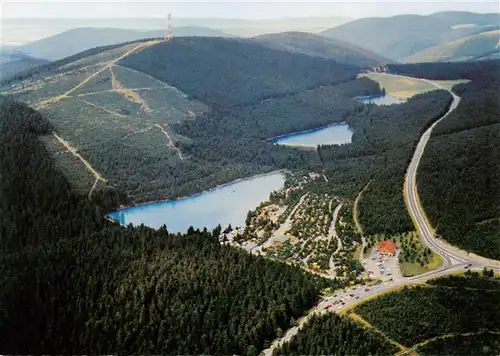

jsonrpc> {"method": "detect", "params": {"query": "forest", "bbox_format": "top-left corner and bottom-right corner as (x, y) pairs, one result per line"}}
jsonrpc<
(417, 332), (500, 355)
(0, 101), (345, 354)
(118, 37), (360, 107)
(355, 277), (500, 346)
(387, 60), (500, 82)
(415, 64), (500, 259)
(0, 37), (158, 85)
(273, 313), (398, 356)
(316, 90), (451, 235)
(0, 100), (107, 250)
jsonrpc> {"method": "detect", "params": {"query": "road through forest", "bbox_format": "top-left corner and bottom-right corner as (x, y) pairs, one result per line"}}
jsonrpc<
(261, 73), (500, 355)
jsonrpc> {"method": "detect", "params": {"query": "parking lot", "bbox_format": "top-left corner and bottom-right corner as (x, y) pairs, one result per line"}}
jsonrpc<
(317, 280), (396, 313)
(362, 248), (402, 281)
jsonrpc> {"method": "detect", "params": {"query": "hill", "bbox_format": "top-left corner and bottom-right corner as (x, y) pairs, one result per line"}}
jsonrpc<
(17, 27), (231, 61)
(118, 37), (358, 107)
(321, 11), (500, 60)
(4, 37), (372, 203)
(251, 31), (389, 66)
(0, 101), (343, 353)
(219, 16), (351, 37)
(405, 30), (500, 63)
(0, 52), (50, 81)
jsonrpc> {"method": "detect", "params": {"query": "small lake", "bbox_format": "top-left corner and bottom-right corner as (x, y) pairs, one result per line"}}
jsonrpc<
(272, 123), (353, 147)
(358, 94), (406, 106)
(107, 172), (285, 232)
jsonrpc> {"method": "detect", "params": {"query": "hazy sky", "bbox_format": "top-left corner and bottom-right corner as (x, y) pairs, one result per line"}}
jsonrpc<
(2, 0), (499, 19)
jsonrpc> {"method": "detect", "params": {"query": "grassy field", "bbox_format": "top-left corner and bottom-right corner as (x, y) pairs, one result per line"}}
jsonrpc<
(360, 73), (469, 99)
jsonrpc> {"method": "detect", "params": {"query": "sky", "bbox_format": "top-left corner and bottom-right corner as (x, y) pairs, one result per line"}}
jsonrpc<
(2, 0), (499, 19)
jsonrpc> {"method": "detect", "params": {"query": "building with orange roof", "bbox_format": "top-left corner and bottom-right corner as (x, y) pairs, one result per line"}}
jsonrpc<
(376, 240), (397, 256)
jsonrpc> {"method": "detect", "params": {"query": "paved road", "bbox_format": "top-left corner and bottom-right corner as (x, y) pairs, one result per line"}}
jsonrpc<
(261, 73), (500, 355)
(400, 73), (500, 273)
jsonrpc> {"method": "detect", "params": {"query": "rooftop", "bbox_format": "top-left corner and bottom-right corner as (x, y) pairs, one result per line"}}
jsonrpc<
(376, 240), (397, 255)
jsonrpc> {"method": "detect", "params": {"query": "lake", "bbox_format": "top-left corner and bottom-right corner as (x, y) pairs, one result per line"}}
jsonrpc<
(272, 123), (353, 147)
(107, 172), (285, 232)
(358, 94), (405, 106)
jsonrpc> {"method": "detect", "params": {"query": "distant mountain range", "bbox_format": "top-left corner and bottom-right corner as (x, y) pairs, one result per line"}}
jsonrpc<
(321, 11), (500, 61)
(405, 29), (500, 63)
(0, 52), (50, 81)
(251, 32), (389, 67)
(14, 27), (231, 61)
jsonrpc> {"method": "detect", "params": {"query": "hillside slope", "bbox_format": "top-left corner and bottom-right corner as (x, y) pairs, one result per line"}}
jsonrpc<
(251, 31), (388, 66)
(321, 11), (499, 60)
(405, 30), (500, 63)
(0, 53), (50, 81)
(5, 37), (371, 203)
(118, 37), (358, 107)
(18, 27), (231, 61)
(389, 61), (500, 259)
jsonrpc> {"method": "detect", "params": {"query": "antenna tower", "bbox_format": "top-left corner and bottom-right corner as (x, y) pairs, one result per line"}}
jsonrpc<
(164, 13), (173, 41)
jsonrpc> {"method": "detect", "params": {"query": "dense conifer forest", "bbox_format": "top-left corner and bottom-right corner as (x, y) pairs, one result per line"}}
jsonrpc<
(273, 313), (398, 355)
(355, 276), (500, 346)
(315, 90), (451, 235)
(391, 62), (500, 259)
(0, 101), (344, 354)
(417, 332), (500, 355)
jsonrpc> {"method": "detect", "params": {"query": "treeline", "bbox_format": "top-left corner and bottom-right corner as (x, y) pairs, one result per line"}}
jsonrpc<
(317, 90), (451, 235)
(1, 226), (340, 354)
(273, 313), (398, 356)
(427, 273), (500, 290)
(0, 101), (343, 354)
(417, 332), (500, 355)
(387, 60), (500, 82)
(169, 79), (378, 180)
(0, 100), (106, 251)
(119, 37), (360, 108)
(417, 67), (500, 259)
(355, 282), (500, 346)
(1, 38), (160, 85)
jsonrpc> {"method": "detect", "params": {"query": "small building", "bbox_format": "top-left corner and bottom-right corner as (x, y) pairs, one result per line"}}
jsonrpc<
(376, 240), (397, 256)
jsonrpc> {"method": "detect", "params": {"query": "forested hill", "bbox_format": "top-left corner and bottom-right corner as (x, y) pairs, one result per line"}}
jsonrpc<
(404, 30), (500, 63)
(17, 27), (231, 61)
(0, 101), (344, 354)
(321, 11), (499, 61)
(390, 61), (500, 259)
(251, 32), (389, 67)
(118, 37), (359, 107)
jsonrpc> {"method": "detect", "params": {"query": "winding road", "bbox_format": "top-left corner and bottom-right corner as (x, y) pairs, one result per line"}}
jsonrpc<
(401, 73), (500, 273)
(261, 74), (500, 355)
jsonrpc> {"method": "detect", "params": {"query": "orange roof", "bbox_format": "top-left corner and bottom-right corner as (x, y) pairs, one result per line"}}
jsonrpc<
(376, 240), (397, 254)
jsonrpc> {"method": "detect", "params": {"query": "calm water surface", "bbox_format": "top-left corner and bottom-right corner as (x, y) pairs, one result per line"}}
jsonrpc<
(108, 172), (285, 232)
(273, 123), (352, 147)
(358, 94), (406, 106)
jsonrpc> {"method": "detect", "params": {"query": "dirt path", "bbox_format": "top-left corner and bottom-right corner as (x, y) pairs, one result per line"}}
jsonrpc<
(53, 132), (107, 183)
(80, 99), (127, 118)
(252, 193), (309, 254)
(88, 178), (100, 198)
(348, 312), (408, 352)
(35, 40), (160, 109)
(110, 65), (151, 112)
(328, 203), (344, 274)
(72, 87), (171, 97)
(396, 331), (500, 355)
(153, 124), (185, 161)
(353, 181), (371, 261)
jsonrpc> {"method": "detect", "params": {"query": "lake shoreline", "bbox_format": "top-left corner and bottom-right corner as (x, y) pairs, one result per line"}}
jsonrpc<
(267, 121), (349, 142)
(110, 169), (287, 214)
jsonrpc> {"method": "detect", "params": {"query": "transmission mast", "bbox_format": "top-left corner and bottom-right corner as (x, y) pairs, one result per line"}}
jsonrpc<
(164, 13), (173, 41)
